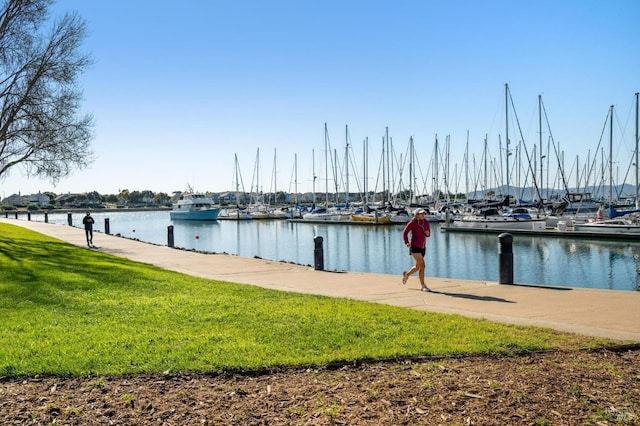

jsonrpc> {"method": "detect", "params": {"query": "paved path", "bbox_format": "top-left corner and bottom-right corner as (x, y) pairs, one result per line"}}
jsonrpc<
(3, 218), (639, 342)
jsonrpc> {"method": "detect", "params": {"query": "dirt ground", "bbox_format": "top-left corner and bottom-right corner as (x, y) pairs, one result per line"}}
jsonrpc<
(1, 346), (638, 425)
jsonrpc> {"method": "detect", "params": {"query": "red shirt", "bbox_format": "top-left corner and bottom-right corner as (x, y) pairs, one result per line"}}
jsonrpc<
(402, 219), (431, 249)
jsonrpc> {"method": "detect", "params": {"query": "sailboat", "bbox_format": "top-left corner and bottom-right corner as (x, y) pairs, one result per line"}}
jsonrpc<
(447, 84), (547, 231)
(218, 154), (254, 220)
(302, 124), (351, 222)
(574, 93), (640, 234)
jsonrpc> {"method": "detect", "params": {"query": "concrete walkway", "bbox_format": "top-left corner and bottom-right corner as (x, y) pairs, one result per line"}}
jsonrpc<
(3, 218), (639, 342)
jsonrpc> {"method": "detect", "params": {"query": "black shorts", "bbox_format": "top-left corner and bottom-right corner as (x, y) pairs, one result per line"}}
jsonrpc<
(410, 246), (425, 256)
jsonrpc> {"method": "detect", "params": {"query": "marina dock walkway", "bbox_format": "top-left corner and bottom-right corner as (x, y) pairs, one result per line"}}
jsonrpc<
(3, 218), (639, 342)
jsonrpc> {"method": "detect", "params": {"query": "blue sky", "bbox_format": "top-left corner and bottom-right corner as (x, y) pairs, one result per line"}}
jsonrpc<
(2, 0), (639, 199)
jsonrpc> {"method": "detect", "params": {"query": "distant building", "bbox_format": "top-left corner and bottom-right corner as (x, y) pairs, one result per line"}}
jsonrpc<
(29, 192), (50, 207)
(2, 193), (27, 207)
(54, 193), (87, 207)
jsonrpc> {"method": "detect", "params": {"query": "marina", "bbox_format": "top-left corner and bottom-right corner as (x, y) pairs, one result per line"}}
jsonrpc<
(11, 210), (640, 292)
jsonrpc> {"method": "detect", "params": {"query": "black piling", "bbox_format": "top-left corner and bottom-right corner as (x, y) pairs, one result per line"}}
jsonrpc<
(167, 225), (174, 248)
(498, 233), (514, 284)
(314, 236), (324, 271)
(104, 218), (110, 235)
(67, 212), (73, 226)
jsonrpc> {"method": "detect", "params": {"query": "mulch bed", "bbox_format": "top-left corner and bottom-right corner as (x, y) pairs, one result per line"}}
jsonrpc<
(1, 346), (638, 425)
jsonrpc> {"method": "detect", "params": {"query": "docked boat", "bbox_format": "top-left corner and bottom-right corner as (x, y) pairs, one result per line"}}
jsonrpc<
(350, 210), (392, 224)
(217, 208), (253, 220)
(447, 207), (547, 230)
(573, 216), (640, 234)
(272, 205), (304, 219)
(170, 193), (220, 220)
(302, 207), (351, 222)
(389, 211), (411, 224)
(551, 192), (601, 215)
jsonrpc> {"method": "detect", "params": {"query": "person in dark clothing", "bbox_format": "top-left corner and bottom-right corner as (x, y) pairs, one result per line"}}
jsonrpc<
(82, 211), (95, 247)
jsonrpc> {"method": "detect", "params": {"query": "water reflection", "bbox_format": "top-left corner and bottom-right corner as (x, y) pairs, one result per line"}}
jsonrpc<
(20, 211), (640, 291)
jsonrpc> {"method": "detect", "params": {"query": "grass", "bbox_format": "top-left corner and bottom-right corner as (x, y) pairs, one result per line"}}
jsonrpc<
(0, 222), (615, 377)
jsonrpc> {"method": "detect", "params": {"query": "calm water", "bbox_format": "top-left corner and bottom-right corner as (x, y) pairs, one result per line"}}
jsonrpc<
(31, 210), (640, 291)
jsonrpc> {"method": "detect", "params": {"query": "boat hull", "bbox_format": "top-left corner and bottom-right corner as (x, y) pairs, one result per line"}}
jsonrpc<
(169, 208), (220, 221)
(574, 222), (640, 234)
(448, 217), (547, 230)
(350, 213), (391, 224)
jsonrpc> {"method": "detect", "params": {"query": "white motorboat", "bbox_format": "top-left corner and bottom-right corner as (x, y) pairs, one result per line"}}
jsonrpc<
(170, 193), (220, 221)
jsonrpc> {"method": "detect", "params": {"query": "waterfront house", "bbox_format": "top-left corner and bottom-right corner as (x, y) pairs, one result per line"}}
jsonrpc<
(29, 192), (50, 207)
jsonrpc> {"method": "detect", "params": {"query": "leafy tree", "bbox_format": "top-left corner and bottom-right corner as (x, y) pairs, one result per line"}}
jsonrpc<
(153, 192), (169, 205)
(140, 190), (154, 203)
(118, 189), (130, 203)
(86, 190), (101, 201)
(0, 0), (94, 183)
(128, 190), (143, 204)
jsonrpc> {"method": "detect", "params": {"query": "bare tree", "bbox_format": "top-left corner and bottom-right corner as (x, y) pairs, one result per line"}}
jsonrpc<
(0, 0), (94, 184)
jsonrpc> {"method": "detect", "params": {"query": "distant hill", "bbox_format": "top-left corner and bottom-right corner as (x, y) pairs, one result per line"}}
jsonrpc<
(467, 183), (637, 202)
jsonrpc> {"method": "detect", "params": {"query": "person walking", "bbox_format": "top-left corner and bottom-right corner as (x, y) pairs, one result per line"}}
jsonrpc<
(401, 208), (431, 291)
(82, 211), (95, 247)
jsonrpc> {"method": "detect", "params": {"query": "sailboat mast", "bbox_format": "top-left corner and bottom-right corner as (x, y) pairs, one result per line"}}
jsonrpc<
(333, 148), (338, 203)
(312, 149), (316, 206)
(324, 123), (329, 206)
(409, 136), (414, 204)
(636, 92), (640, 209)
(363, 138), (368, 205)
(609, 105), (614, 204)
(272, 148), (277, 206)
(294, 153), (298, 205)
(433, 134), (440, 203)
(505, 83), (510, 203)
(539, 94), (543, 201)
(382, 127), (389, 205)
(465, 131), (469, 200)
(345, 125), (349, 205)
(483, 135), (488, 198)
(234, 154), (240, 206)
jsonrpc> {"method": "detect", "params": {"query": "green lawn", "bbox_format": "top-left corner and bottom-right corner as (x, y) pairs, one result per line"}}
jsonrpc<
(0, 222), (613, 377)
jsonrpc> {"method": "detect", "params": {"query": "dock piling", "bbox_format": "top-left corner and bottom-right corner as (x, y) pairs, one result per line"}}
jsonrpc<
(498, 233), (514, 284)
(167, 225), (174, 248)
(314, 236), (324, 271)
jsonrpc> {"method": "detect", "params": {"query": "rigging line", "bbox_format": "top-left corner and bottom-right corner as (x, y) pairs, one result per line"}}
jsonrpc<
(541, 98), (569, 194)
(584, 108), (610, 193)
(613, 100), (636, 201)
(413, 143), (429, 198)
(371, 142), (384, 203)
(612, 97), (639, 201)
(471, 153), (480, 200)
(346, 146), (362, 196)
(506, 86), (542, 201)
